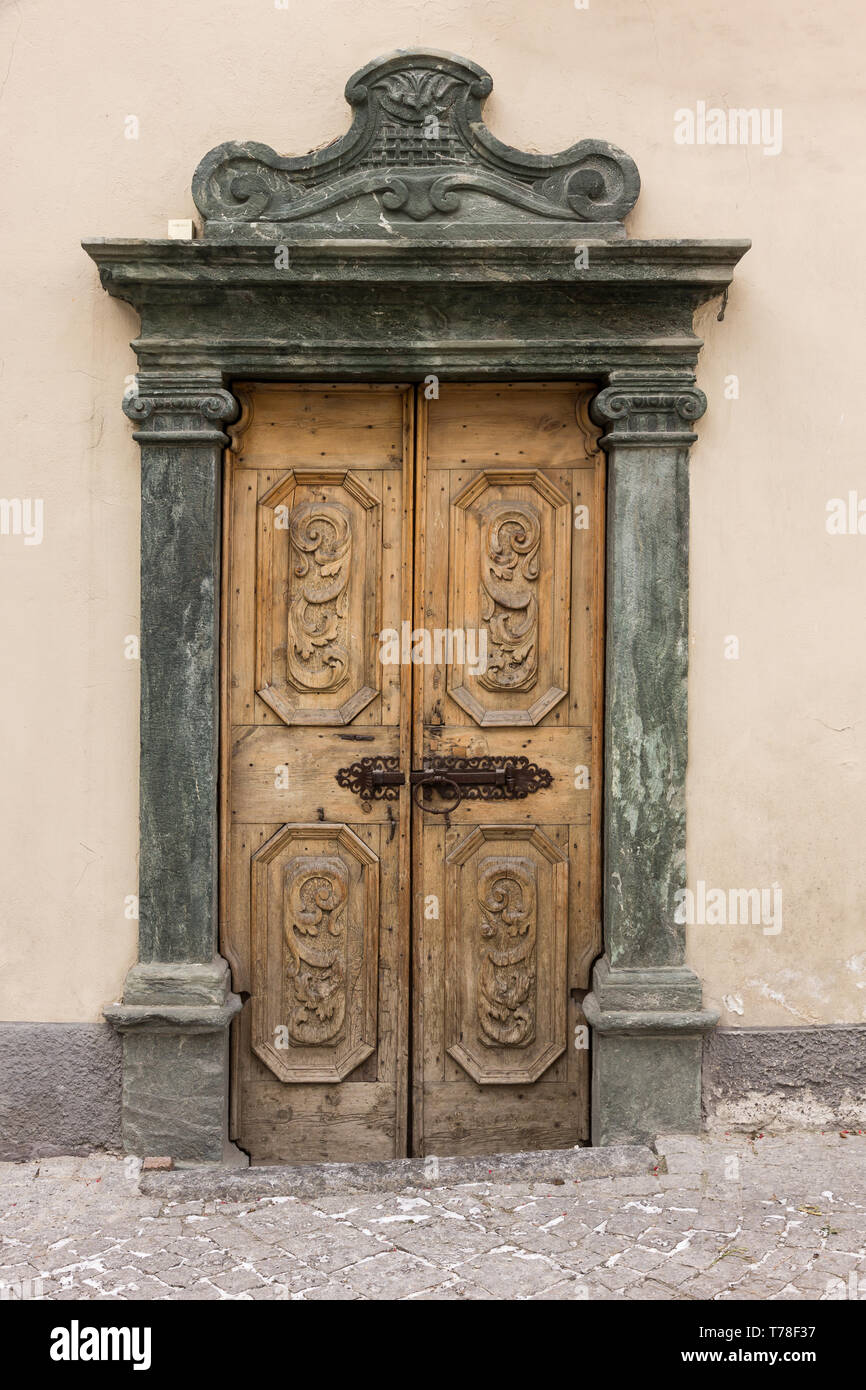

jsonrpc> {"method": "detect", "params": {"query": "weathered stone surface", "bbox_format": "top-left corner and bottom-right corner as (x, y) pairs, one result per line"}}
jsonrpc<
(704, 1025), (866, 1130)
(120, 1029), (232, 1165)
(591, 1033), (704, 1146)
(106, 378), (241, 1163)
(135, 428), (230, 966)
(0, 1023), (121, 1161)
(120, 959), (234, 1008)
(85, 240), (746, 383)
(582, 377), (721, 1143)
(599, 436), (691, 970)
(105, 959), (241, 1163)
(192, 50), (639, 243)
(139, 1144), (657, 1202)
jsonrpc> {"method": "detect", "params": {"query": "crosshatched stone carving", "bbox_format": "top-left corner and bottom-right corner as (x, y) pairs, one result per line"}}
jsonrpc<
(251, 823), (379, 1084)
(445, 824), (568, 1085)
(448, 469), (572, 726)
(192, 50), (640, 240)
(256, 469), (382, 726)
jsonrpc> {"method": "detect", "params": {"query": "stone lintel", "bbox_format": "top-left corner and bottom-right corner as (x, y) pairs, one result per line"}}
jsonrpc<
(83, 235), (750, 290)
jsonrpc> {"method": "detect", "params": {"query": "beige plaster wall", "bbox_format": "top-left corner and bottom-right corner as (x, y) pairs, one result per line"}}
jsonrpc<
(0, 0), (862, 1025)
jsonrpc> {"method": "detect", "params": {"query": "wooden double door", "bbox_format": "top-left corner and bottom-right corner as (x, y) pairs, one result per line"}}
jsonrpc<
(222, 383), (604, 1163)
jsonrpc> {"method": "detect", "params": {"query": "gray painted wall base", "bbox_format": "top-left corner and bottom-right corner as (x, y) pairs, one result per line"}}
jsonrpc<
(704, 1025), (866, 1132)
(0, 1023), (121, 1160)
(6, 1020), (861, 1160)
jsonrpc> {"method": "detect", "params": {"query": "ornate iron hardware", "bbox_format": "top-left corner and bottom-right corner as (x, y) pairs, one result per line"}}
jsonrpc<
(335, 755), (404, 800)
(335, 754), (552, 810)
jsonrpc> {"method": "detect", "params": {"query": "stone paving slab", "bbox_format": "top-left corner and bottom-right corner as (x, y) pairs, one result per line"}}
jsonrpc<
(0, 1132), (863, 1300)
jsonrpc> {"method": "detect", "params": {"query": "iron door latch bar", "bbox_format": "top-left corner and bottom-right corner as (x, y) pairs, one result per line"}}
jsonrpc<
(335, 754), (553, 807)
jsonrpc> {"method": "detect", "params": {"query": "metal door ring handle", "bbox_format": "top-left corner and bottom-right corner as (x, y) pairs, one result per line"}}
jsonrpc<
(411, 774), (461, 815)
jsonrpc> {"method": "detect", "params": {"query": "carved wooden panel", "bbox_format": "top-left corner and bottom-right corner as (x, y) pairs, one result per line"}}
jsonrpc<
(447, 469), (572, 725)
(256, 469), (382, 725)
(251, 823), (379, 1083)
(444, 825), (568, 1084)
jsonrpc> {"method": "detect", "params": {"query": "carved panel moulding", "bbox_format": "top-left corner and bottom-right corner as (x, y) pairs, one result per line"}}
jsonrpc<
(448, 469), (571, 726)
(477, 855), (538, 1048)
(255, 469), (382, 725)
(251, 823), (379, 1085)
(445, 825), (568, 1086)
(478, 504), (541, 694)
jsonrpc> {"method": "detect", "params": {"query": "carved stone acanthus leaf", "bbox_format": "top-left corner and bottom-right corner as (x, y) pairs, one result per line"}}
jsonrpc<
(192, 50), (640, 239)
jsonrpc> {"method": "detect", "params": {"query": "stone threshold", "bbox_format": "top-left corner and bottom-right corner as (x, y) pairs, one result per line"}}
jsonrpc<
(139, 1144), (658, 1201)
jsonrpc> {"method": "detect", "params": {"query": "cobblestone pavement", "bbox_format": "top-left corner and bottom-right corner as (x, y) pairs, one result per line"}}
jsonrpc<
(0, 1132), (864, 1301)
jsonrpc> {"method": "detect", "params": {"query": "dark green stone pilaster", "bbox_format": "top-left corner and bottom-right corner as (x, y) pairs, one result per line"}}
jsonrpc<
(104, 380), (243, 1165)
(585, 376), (718, 1144)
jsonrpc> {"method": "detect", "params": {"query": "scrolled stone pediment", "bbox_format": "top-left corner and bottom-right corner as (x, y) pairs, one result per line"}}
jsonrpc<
(192, 49), (640, 240)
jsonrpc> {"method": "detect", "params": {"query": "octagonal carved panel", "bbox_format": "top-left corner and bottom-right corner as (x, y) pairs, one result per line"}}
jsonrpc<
(445, 824), (568, 1085)
(256, 469), (382, 725)
(447, 469), (572, 726)
(251, 822), (379, 1083)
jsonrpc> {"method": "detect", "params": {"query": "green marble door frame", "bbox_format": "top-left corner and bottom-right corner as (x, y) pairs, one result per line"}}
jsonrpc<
(86, 50), (749, 1161)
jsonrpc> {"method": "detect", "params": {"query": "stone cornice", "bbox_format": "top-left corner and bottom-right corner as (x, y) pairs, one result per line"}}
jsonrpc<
(84, 237), (748, 384)
(83, 236), (750, 296)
